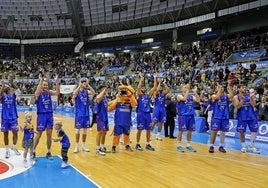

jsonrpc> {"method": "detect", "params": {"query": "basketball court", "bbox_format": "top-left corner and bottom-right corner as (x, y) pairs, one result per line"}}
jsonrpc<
(0, 112), (268, 188)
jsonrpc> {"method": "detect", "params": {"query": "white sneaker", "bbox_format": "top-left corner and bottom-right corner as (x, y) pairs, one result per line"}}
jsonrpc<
(12, 147), (21, 155)
(73, 146), (79, 153)
(29, 157), (35, 166)
(61, 162), (70, 168)
(249, 147), (260, 154)
(96, 149), (106, 156)
(23, 159), (28, 168)
(156, 136), (163, 141)
(82, 146), (89, 152)
(241, 147), (247, 153)
(5, 151), (10, 159)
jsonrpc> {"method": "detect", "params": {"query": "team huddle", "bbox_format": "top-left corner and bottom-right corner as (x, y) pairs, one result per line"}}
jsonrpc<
(0, 73), (261, 168)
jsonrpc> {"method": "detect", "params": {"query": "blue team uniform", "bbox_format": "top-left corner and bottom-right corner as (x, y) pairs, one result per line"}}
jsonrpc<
(1, 93), (18, 132)
(211, 94), (230, 132)
(114, 102), (132, 136)
(96, 96), (109, 131)
(36, 91), (54, 131)
(152, 92), (166, 123)
(236, 93), (258, 133)
(137, 93), (152, 130)
(57, 128), (70, 163)
(22, 122), (34, 149)
(177, 95), (195, 131)
(57, 129), (70, 149)
(74, 90), (90, 129)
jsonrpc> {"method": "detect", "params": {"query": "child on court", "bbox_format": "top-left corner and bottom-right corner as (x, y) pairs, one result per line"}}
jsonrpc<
(52, 121), (71, 168)
(20, 111), (36, 168)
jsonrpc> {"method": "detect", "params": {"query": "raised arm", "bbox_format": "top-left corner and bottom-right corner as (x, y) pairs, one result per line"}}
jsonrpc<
(233, 95), (244, 109)
(96, 88), (107, 104)
(192, 86), (200, 103)
(35, 74), (43, 100)
(211, 84), (222, 102)
(49, 74), (60, 96)
(249, 91), (257, 108)
(73, 80), (82, 99)
(148, 73), (158, 97)
(86, 78), (95, 96)
(108, 99), (117, 112)
(0, 75), (5, 98)
(177, 84), (190, 102)
(163, 82), (170, 96)
(227, 85), (234, 100)
(136, 72), (144, 97)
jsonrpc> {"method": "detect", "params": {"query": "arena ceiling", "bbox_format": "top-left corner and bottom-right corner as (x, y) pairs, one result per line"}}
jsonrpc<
(0, 0), (261, 42)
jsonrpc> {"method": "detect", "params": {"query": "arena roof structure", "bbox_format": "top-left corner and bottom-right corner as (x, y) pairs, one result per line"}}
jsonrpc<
(0, 0), (267, 42)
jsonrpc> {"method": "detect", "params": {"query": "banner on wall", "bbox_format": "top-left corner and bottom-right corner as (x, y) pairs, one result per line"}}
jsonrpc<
(60, 85), (77, 94)
(1, 105), (268, 143)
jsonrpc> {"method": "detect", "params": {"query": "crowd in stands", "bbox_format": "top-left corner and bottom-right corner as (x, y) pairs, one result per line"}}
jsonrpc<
(0, 29), (267, 121)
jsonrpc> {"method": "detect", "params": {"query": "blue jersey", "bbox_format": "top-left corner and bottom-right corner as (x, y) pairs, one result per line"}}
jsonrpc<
(212, 94), (229, 119)
(1, 93), (18, 119)
(154, 92), (165, 108)
(36, 91), (53, 114)
(93, 102), (98, 114)
(97, 96), (108, 122)
(237, 93), (255, 121)
(114, 102), (132, 126)
(75, 90), (89, 117)
(137, 93), (151, 113)
(178, 95), (195, 116)
(57, 128), (70, 148)
(23, 122), (34, 140)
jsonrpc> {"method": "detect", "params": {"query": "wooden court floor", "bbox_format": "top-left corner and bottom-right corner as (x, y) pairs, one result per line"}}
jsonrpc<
(2, 113), (268, 188)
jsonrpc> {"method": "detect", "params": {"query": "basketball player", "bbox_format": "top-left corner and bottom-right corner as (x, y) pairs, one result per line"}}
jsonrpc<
(33, 73), (60, 160)
(135, 72), (157, 151)
(0, 75), (21, 159)
(176, 83), (200, 152)
(73, 78), (95, 153)
(233, 84), (260, 154)
(208, 83), (234, 153)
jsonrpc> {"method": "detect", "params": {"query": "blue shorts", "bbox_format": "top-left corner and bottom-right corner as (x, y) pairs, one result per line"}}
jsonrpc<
(137, 112), (152, 130)
(211, 118), (229, 132)
(178, 115), (195, 131)
(152, 107), (166, 123)
(75, 116), (90, 129)
(237, 118), (258, 133)
(37, 113), (54, 131)
(1, 118), (18, 132)
(96, 119), (109, 131)
(114, 124), (130, 136)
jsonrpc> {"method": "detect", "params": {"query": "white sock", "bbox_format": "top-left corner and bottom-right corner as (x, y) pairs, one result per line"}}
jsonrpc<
(186, 142), (191, 147)
(220, 131), (225, 146)
(242, 142), (246, 148)
(250, 132), (256, 147)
